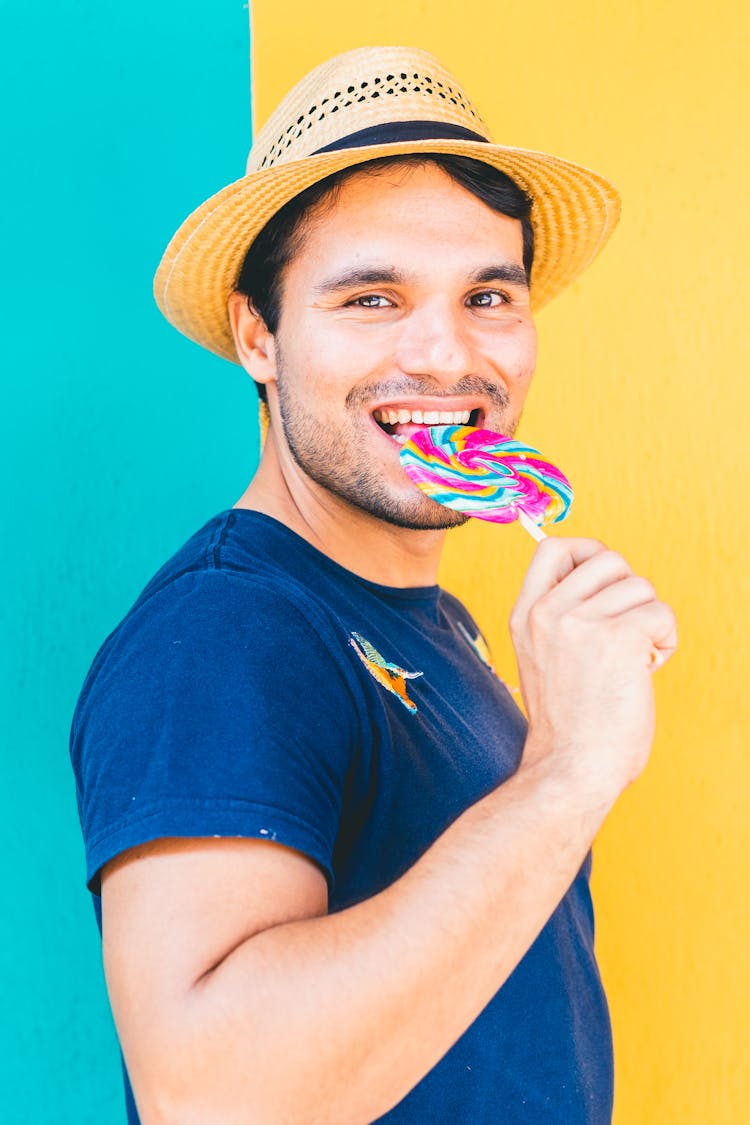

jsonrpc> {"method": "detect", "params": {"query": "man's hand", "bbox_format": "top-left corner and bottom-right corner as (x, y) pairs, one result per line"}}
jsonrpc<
(509, 537), (678, 799)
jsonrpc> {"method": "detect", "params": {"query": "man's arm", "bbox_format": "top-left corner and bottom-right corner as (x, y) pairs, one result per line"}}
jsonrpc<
(101, 538), (676, 1125)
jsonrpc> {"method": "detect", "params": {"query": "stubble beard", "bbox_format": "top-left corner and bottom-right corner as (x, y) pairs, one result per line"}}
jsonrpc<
(274, 350), (517, 531)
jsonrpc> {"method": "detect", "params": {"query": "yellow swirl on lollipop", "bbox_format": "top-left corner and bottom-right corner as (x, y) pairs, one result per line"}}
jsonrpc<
(399, 425), (573, 540)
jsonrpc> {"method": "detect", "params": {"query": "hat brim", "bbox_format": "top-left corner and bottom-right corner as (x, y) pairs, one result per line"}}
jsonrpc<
(154, 138), (621, 364)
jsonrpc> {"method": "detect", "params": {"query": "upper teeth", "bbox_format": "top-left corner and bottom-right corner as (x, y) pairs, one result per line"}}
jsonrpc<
(374, 408), (472, 425)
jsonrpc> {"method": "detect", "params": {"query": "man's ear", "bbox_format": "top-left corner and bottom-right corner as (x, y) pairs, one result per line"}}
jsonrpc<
(227, 291), (277, 389)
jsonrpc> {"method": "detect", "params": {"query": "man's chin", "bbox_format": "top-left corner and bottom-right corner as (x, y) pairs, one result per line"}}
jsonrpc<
(378, 507), (470, 532)
(346, 491), (470, 531)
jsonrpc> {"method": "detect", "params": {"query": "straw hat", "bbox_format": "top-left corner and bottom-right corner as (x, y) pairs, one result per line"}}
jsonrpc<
(153, 45), (621, 364)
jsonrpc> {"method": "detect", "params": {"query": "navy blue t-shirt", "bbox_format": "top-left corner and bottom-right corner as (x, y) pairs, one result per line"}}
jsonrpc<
(70, 509), (613, 1123)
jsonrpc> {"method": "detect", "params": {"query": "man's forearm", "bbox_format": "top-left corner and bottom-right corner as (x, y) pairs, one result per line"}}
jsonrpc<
(154, 752), (615, 1125)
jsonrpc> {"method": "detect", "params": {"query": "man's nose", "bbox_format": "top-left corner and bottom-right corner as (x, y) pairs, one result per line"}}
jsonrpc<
(395, 302), (474, 385)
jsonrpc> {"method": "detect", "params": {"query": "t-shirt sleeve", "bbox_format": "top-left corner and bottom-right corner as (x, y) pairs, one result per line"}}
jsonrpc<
(70, 570), (361, 895)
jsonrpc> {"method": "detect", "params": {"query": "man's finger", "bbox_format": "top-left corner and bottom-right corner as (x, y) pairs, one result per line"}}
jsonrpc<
(620, 601), (679, 668)
(511, 538), (608, 624)
(535, 550), (636, 616)
(573, 574), (658, 620)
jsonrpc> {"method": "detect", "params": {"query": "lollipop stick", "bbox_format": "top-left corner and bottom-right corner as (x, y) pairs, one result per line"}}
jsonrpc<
(518, 510), (546, 542)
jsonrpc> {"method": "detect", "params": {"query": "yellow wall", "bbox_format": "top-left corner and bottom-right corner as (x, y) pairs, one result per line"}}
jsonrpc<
(251, 4), (749, 1121)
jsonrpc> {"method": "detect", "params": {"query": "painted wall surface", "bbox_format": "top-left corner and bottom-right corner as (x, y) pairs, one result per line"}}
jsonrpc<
(252, 3), (749, 1123)
(3, 0), (747, 1122)
(2, 3), (256, 1122)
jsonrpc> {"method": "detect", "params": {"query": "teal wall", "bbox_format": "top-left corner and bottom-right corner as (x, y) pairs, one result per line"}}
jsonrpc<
(2, 4), (257, 1120)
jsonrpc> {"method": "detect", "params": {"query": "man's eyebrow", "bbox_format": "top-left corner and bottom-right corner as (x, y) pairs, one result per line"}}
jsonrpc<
(311, 262), (529, 296)
(311, 267), (407, 295)
(470, 264), (529, 288)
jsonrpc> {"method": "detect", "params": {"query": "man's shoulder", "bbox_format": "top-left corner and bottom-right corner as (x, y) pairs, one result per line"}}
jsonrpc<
(69, 512), (369, 899)
(77, 511), (350, 704)
(125, 509), (329, 623)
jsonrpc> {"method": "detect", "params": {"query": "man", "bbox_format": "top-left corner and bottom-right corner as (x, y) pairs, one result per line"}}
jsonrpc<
(70, 45), (676, 1124)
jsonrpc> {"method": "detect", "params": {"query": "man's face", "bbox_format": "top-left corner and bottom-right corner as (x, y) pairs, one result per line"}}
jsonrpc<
(267, 161), (537, 530)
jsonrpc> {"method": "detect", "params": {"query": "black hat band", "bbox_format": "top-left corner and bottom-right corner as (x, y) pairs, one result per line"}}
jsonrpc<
(313, 119), (489, 155)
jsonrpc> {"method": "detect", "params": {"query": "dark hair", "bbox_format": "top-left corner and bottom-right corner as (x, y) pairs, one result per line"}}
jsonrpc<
(235, 154), (534, 402)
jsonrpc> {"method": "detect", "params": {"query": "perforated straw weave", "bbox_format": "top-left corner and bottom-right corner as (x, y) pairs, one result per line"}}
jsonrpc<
(154, 46), (621, 364)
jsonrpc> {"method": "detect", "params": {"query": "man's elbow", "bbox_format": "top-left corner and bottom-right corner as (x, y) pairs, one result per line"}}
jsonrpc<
(124, 1033), (302, 1125)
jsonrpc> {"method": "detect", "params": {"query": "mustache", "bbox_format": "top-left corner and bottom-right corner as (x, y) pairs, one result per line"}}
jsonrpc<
(346, 375), (511, 412)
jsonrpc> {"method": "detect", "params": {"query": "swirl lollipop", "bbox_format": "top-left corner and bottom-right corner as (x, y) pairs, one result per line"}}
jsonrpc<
(399, 425), (573, 541)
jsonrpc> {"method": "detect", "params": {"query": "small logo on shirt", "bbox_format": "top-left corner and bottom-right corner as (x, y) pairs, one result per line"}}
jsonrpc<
(349, 631), (423, 714)
(456, 620), (522, 702)
(456, 620), (496, 674)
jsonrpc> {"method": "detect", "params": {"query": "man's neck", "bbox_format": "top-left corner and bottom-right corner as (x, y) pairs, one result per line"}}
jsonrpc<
(233, 439), (446, 589)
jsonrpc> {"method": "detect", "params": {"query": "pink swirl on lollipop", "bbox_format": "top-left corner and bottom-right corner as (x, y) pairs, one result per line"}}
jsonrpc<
(399, 426), (573, 533)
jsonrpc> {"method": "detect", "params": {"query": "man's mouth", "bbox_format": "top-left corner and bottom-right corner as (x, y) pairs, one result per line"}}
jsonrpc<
(372, 406), (483, 444)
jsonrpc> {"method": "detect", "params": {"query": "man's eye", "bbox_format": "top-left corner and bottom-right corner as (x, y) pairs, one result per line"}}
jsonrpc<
(347, 294), (392, 308)
(468, 290), (511, 307)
